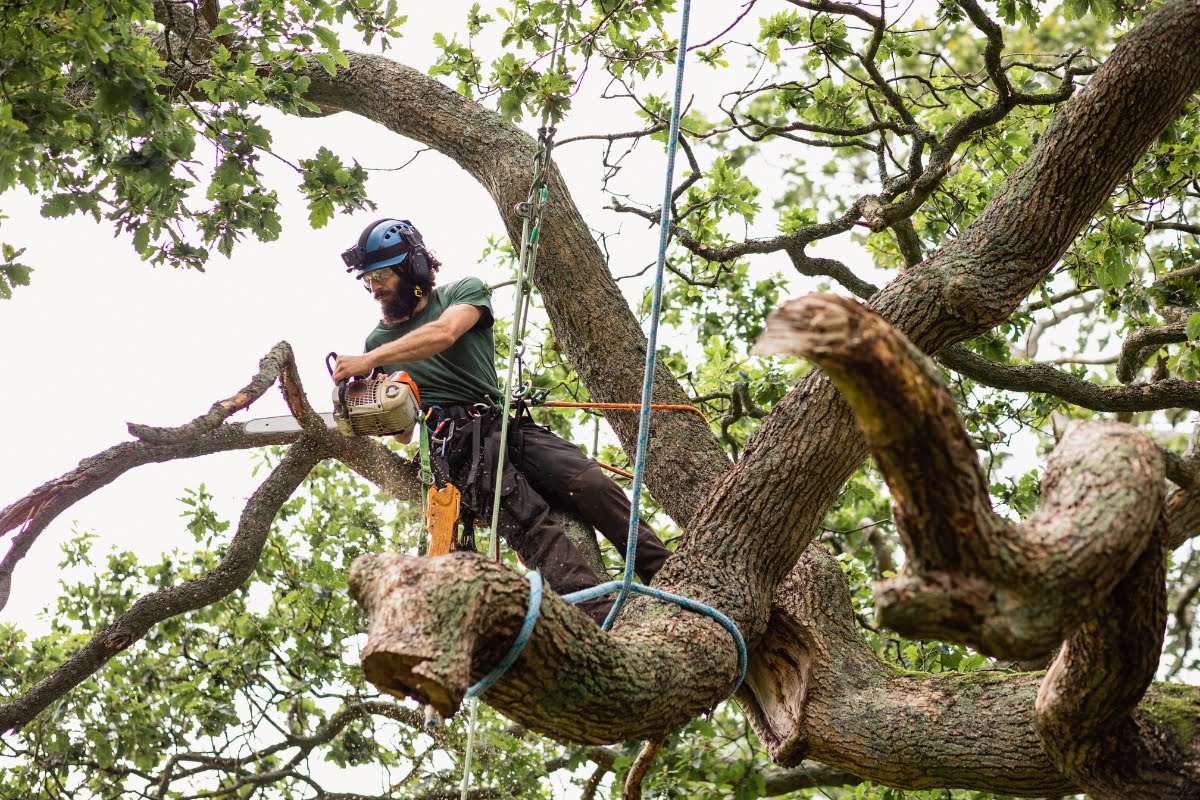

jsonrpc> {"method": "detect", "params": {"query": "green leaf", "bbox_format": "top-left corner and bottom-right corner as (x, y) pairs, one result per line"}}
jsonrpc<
(313, 52), (338, 77)
(131, 223), (151, 252)
(312, 24), (340, 52)
(1186, 312), (1200, 341)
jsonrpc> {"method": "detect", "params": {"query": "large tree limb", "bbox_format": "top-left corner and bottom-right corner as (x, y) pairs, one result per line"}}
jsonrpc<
(348, 553), (739, 744)
(1034, 510), (1181, 796)
(758, 293), (1165, 659)
(670, 0), (1200, 631)
(755, 294), (1200, 794)
(127, 342), (301, 444)
(740, 540), (1200, 795)
(1117, 320), (1190, 384)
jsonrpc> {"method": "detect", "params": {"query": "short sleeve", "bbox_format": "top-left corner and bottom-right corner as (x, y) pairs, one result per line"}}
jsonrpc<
(446, 276), (494, 329)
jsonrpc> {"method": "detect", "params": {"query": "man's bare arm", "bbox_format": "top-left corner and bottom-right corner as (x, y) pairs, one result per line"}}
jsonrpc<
(332, 304), (484, 382)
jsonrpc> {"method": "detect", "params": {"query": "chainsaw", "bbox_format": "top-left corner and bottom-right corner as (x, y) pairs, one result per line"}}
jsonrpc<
(245, 353), (422, 437)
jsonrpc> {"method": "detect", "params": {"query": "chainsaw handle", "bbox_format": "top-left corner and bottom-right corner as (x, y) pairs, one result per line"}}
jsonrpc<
(325, 352), (352, 412)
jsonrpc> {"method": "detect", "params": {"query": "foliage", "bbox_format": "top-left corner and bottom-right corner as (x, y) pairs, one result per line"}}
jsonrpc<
(0, 0), (402, 282)
(3, 0), (1200, 797)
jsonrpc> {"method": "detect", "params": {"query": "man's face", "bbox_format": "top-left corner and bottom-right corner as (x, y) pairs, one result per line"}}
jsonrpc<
(363, 267), (419, 322)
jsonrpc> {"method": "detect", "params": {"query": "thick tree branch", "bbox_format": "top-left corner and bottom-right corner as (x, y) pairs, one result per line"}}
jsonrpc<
(757, 294), (1166, 660)
(740, 545), (1079, 795)
(743, 541), (1200, 796)
(673, 1), (1200, 659)
(761, 761), (863, 794)
(1117, 321), (1188, 383)
(127, 342), (315, 444)
(0, 437), (326, 734)
(938, 344), (1200, 413)
(1034, 512), (1186, 797)
(349, 553), (739, 744)
(785, 246), (880, 300)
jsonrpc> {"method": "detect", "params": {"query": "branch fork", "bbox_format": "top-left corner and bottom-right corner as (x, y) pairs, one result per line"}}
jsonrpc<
(757, 293), (1167, 660)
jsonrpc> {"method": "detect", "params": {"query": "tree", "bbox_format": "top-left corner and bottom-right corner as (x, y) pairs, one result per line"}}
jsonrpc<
(2, 0), (1200, 798)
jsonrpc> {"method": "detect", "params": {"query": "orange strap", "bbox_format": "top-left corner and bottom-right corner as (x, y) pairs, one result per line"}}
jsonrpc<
(425, 484), (461, 557)
(595, 460), (634, 480)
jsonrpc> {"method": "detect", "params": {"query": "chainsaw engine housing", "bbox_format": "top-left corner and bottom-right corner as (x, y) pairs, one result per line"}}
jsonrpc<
(333, 375), (420, 436)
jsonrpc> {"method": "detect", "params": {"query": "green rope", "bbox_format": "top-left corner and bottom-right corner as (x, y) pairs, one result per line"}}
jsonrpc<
(462, 12), (571, 800)
(459, 698), (480, 800)
(482, 31), (566, 563)
(417, 421), (433, 557)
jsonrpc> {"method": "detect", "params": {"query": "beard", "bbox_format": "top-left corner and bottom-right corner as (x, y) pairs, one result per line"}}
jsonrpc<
(376, 280), (421, 324)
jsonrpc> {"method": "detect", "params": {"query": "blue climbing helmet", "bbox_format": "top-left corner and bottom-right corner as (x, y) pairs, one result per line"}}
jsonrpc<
(340, 218), (433, 288)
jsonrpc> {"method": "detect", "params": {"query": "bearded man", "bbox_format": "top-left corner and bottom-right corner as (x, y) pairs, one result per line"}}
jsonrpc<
(331, 218), (670, 623)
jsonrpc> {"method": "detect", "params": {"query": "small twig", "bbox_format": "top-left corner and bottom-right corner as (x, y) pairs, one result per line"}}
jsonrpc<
(622, 738), (664, 800)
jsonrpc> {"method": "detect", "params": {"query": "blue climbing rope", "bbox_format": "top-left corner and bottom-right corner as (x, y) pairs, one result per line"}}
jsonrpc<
(459, 571), (543, 800)
(602, 0), (693, 631)
(564, 581), (747, 695)
(466, 570), (544, 698)
(461, 1), (745, 732)
(559, 0), (746, 695)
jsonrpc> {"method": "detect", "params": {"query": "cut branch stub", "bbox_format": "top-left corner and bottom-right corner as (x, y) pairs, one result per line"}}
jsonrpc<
(757, 293), (1166, 659)
(755, 292), (996, 573)
(348, 553), (739, 744)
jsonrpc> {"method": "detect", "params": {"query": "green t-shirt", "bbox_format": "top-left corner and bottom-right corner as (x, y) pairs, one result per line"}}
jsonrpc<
(364, 277), (502, 407)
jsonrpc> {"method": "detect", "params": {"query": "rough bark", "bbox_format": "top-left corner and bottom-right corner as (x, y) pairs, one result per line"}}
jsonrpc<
(349, 553), (738, 744)
(758, 294), (1166, 660)
(740, 540), (1200, 795)
(345, 0), (1200, 779)
(754, 293), (1200, 795)
(741, 546), (1079, 796)
(14, 0), (1200, 792)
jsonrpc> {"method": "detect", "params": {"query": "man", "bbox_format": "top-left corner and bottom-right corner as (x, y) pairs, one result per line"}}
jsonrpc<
(332, 218), (671, 624)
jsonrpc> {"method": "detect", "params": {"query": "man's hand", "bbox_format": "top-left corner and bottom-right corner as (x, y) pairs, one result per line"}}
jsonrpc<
(332, 353), (377, 383)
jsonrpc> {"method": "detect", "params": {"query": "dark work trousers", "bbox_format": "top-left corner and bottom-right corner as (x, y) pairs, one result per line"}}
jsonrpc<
(437, 409), (670, 624)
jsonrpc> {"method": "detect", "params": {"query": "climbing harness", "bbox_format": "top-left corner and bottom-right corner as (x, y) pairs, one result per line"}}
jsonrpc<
(461, 3), (745, 796)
